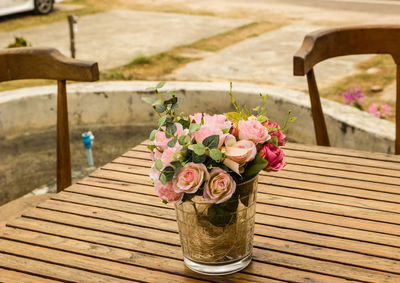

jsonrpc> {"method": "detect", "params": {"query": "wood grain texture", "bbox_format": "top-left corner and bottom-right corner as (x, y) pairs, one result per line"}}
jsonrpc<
(0, 47), (99, 82)
(1, 142), (400, 282)
(56, 80), (71, 192)
(293, 25), (400, 153)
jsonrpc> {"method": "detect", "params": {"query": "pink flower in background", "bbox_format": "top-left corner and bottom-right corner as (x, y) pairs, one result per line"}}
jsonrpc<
(173, 163), (209, 194)
(259, 143), (286, 171)
(203, 114), (232, 131)
(238, 119), (270, 144)
(155, 181), (184, 203)
(154, 123), (188, 150)
(190, 113), (203, 124)
(263, 120), (286, 146)
(203, 168), (236, 204)
(343, 88), (365, 110)
(194, 125), (225, 148)
(368, 103), (392, 119)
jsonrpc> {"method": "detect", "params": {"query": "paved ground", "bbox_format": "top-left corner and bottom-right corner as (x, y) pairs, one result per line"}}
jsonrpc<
(0, 9), (250, 70)
(167, 24), (370, 91)
(2, 0), (399, 87)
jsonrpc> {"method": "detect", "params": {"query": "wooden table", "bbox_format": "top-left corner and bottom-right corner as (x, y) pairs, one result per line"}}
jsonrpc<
(1, 142), (400, 282)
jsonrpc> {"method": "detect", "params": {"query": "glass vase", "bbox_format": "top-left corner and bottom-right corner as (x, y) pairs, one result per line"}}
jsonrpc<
(174, 176), (258, 275)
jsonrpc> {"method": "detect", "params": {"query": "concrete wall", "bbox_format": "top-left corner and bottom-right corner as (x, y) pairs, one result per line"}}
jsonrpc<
(0, 81), (396, 204)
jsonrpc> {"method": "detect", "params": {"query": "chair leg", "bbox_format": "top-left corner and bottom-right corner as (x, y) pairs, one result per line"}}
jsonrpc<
(396, 65), (400, 155)
(57, 80), (72, 192)
(307, 69), (330, 147)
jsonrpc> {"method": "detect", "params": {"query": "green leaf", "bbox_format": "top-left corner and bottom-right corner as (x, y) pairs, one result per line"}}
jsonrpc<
(289, 117), (297, 122)
(145, 87), (156, 92)
(149, 130), (157, 141)
(182, 193), (195, 202)
(158, 116), (167, 127)
(269, 136), (278, 147)
(170, 103), (179, 111)
(207, 197), (238, 227)
(171, 161), (183, 174)
(178, 135), (190, 145)
(162, 200), (168, 204)
(156, 81), (166, 89)
(166, 123), (177, 136)
(154, 104), (166, 113)
(193, 144), (206, 156)
(202, 135), (219, 149)
(243, 155), (268, 179)
(224, 112), (242, 123)
(192, 151), (207, 163)
(189, 123), (200, 133)
(210, 148), (222, 161)
(152, 100), (162, 106)
(155, 159), (163, 171)
(167, 136), (177, 148)
(162, 166), (175, 182)
(141, 97), (153, 104)
(160, 174), (167, 185)
(147, 145), (156, 151)
(222, 128), (229, 134)
(178, 119), (190, 129)
(164, 96), (178, 106)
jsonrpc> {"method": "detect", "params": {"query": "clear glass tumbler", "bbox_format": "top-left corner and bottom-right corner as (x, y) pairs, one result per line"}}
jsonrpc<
(175, 176), (258, 275)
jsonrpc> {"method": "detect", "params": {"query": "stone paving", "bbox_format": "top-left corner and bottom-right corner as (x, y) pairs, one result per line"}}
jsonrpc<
(0, 9), (250, 70)
(167, 24), (371, 91)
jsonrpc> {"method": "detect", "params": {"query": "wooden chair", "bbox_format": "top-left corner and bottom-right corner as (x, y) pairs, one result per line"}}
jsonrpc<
(293, 25), (400, 154)
(0, 47), (99, 192)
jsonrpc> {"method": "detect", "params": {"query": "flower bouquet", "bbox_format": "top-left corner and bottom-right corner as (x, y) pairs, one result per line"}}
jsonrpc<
(144, 82), (294, 275)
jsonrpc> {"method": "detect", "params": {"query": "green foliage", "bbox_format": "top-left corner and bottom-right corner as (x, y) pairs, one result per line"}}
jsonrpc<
(243, 155), (268, 180)
(202, 135), (219, 149)
(149, 130), (157, 141)
(155, 159), (163, 171)
(7, 36), (31, 48)
(207, 196), (239, 227)
(130, 56), (152, 65)
(193, 144), (206, 155)
(209, 149), (222, 162)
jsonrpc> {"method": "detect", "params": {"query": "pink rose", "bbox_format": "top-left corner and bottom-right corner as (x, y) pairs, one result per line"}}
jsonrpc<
(154, 123), (188, 150)
(238, 119), (270, 144)
(259, 143), (286, 171)
(194, 125), (225, 148)
(190, 113), (203, 124)
(149, 166), (161, 181)
(264, 121), (286, 146)
(173, 163), (209, 194)
(155, 181), (183, 204)
(204, 168), (236, 204)
(203, 114), (232, 131)
(225, 139), (257, 166)
(150, 148), (162, 161)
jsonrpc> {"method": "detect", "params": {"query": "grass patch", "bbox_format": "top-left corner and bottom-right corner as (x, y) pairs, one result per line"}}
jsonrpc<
(102, 53), (193, 80)
(189, 22), (281, 52)
(102, 21), (282, 81)
(320, 54), (396, 122)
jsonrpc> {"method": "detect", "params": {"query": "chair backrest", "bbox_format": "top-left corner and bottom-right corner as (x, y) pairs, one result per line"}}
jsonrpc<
(293, 25), (400, 154)
(0, 47), (99, 191)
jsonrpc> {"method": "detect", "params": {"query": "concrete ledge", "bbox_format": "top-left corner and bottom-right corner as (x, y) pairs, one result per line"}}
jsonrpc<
(0, 80), (395, 153)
